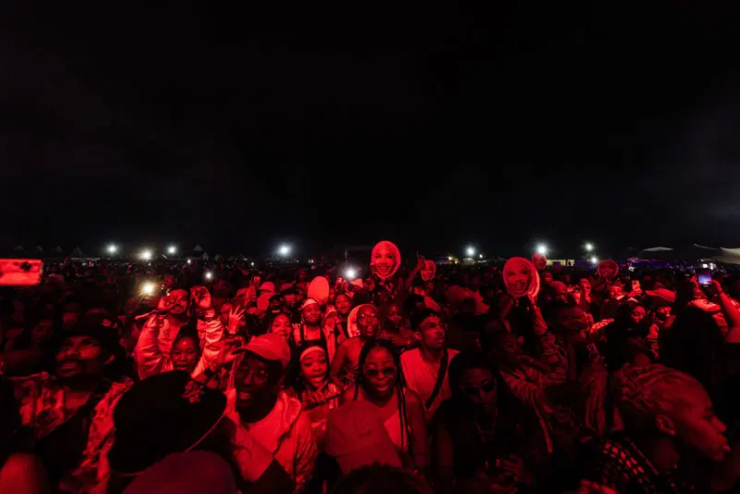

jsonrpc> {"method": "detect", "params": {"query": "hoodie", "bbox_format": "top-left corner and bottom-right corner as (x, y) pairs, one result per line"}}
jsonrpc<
(226, 390), (317, 493)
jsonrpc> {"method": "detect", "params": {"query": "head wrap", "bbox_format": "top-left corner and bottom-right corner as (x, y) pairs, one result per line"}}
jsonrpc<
(370, 241), (401, 280)
(347, 304), (375, 338)
(503, 257), (540, 299)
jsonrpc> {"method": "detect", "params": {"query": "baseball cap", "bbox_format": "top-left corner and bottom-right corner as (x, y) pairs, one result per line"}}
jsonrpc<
(301, 298), (319, 310)
(324, 401), (402, 474)
(244, 333), (291, 370)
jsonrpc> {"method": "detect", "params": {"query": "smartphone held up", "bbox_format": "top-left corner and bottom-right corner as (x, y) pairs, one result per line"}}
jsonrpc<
(696, 268), (712, 287)
(0, 259), (43, 286)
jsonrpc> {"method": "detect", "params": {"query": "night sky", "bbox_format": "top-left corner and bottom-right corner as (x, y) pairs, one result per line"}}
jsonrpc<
(2, 2), (739, 258)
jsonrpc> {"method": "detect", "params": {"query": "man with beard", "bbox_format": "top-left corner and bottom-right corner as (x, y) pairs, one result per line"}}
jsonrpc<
(227, 333), (317, 493)
(401, 309), (459, 420)
(12, 323), (131, 491)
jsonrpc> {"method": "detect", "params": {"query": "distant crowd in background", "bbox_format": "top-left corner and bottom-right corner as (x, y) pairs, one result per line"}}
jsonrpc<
(0, 240), (739, 494)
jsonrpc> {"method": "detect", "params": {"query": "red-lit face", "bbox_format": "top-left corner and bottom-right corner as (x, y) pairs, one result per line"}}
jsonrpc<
(372, 243), (398, 279)
(608, 285), (624, 299)
(55, 335), (107, 380)
(270, 314), (292, 341)
(162, 275), (175, 290)
(171, 336), (199, 372)
(542, 272), (553, 284)
(668, 384), (728, 461)
(31, 319), (54, 346)
(630, 306), (647, 325)
(169, 289), (189, 315)
(234, 354), (274, 411)
(363, 347), (397, 399)
(532, 254), (547, 271)
(357, 305), (380, 339)
(334, 294), (352, 316)
(418, 315), (446, 350)
(459, 368), (497, 415)
(300, 349), (328, 389)
(494, 332), (521, 364)
(302, 304), (322, 325)
(504, 259), (532, 297)
(386, 304), (403, 329)
(421, 260), (436, 281)
(559, 307), (590, 337)
(599, 263), (617, 280)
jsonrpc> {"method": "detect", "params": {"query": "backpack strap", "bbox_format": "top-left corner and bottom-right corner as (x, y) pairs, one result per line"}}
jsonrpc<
(425, 349), (448, 409)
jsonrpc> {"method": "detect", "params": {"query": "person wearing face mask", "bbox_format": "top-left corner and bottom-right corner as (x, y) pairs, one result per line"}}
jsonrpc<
(584, 364), (730, 493)
(287, 343), (341, 447)
(226, 333), (317, 493)
(330, 305), (381, 387)
(400, 309), (459, 420)
(431, 352), (536, 494)
(370, 241), (402, 296)
(11, 323), (131, 491)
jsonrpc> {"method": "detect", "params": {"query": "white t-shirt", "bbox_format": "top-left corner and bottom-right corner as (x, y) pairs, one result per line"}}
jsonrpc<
(400, 348), (459, 420)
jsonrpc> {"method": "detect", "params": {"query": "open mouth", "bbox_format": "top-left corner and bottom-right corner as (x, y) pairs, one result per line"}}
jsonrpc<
(58, 360), (80, 371)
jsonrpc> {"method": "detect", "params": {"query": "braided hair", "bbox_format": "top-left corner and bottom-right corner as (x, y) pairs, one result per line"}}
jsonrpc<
(354, 339), (409, 454)
(610, 363), (704, 431)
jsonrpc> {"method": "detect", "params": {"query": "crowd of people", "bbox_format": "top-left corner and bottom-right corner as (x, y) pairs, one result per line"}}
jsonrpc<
(0, 240), (739, 493)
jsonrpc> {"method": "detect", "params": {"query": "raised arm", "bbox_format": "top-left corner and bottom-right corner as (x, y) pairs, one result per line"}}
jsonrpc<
(710, 281), (740, 343)
(135, 314), (169, 379)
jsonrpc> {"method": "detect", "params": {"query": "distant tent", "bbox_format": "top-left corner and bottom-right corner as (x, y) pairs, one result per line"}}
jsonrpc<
(71, 247), (84, 259)
(35, 246), (43, 252)
(54, 246), (63, 253)
(194, 245), (203, 252)
(14, 245), (24, 252)
(636, 244), (740, 265)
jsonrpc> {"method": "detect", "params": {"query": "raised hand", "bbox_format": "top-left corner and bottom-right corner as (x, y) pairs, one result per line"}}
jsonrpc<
(190, 286), (212, 310)
(157, 294), (176, 312)
(227, 306), (246, 335)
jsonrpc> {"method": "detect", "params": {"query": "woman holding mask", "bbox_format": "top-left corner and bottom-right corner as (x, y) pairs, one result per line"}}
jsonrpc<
(500, 257), (542, 354)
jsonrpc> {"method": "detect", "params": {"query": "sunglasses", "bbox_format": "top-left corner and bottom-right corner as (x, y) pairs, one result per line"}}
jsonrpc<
(363, 367), (397, 379)
(463, 380), (496, 396)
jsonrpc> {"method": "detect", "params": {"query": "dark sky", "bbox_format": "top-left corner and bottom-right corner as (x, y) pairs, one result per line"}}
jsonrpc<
(2, 2), (740, 258)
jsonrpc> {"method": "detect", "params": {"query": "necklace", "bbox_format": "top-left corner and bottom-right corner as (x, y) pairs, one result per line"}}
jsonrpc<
(475, 409), (498, 443)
